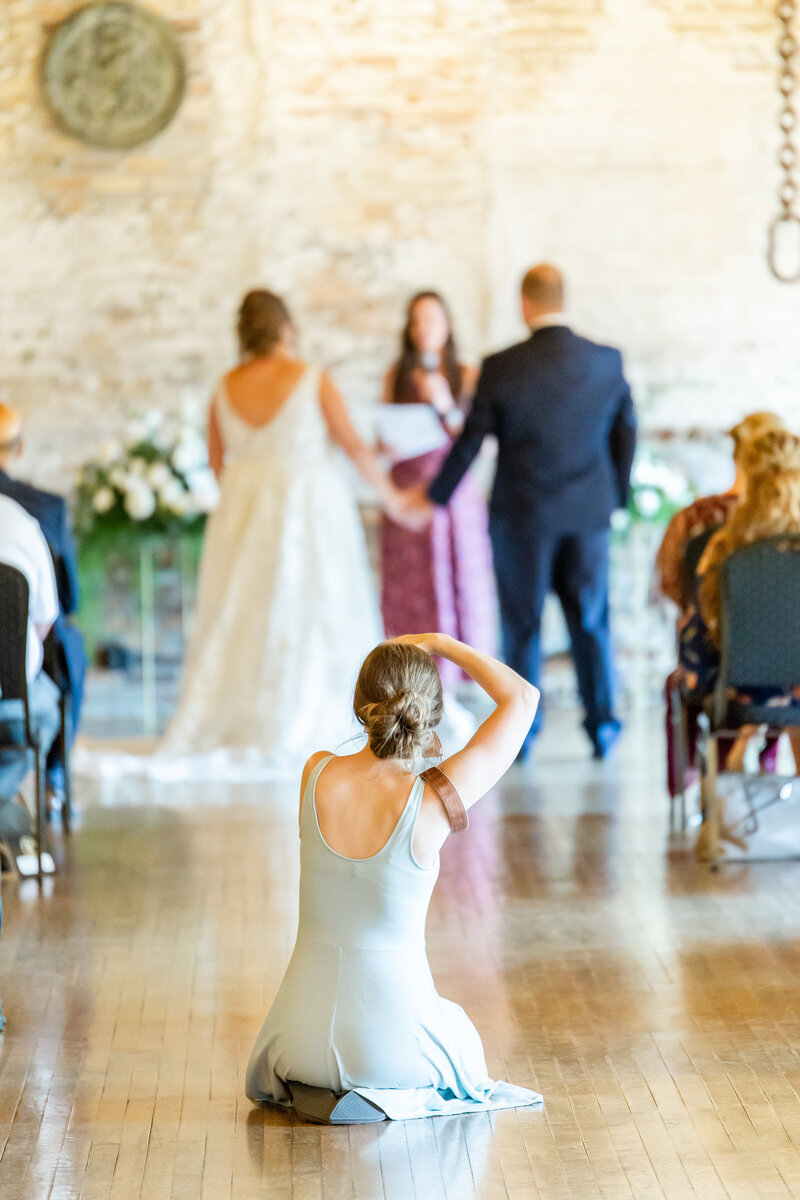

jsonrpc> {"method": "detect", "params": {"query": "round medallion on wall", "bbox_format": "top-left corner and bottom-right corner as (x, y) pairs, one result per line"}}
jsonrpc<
(41, 2), (186, 150)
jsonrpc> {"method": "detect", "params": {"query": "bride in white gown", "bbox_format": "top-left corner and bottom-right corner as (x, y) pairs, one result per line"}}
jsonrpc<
(155, 290), (400, 777)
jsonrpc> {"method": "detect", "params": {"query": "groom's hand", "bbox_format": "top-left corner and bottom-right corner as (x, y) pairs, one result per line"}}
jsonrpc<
(391, 486), (434, 530)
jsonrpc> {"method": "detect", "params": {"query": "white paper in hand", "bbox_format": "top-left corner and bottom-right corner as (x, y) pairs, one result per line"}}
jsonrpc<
(377, 404), (449, 461)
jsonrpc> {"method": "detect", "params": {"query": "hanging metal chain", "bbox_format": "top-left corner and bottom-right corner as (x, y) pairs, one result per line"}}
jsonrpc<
(768, 0), (800, 281)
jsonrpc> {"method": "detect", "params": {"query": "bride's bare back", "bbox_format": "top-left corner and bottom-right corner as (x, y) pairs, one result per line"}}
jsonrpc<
(224, 354), (307, 429)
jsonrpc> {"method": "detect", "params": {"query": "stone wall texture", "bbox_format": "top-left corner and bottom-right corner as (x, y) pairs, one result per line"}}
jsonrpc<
(1, 0), (799, 485)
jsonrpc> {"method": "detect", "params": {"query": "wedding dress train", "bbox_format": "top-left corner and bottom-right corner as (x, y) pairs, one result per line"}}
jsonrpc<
(76, 366), (382, 782)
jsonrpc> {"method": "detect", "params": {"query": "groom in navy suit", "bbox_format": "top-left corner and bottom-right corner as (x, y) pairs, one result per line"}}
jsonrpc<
(0, 405), (87, 791)
(425, 265), (637, 758)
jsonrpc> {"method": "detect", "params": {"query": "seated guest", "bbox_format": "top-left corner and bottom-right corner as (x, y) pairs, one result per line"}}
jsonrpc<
(698, 428), (800, 653)
(0, 493), (61, 1031)
(657, 413), (785, 795)
(685, 429), (800, 766)
(0, 494), (61, 766)
(681, 429), (800, 855)
(0, 405), (86, 801)
(656, 411), (784, 610)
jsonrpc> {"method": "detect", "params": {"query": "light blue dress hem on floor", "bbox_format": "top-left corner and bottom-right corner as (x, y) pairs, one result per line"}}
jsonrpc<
(245, 755), (544, 1121)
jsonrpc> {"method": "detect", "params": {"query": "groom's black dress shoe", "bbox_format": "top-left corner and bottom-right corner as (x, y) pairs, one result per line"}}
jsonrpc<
(589, 719), (622, 760)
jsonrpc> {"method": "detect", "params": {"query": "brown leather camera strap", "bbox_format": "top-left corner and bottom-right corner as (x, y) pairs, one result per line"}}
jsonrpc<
(420, 766), (469, 833)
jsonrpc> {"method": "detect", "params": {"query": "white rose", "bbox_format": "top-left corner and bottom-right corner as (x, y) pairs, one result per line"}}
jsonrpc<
(180, 388), (201, 422)
(661, 470), (691, 501)
(147, 462), (173, 490)
(159, 477), (190, 515)
(188, 468), (219, 513)
(610, 509), (631, 532)
(92, 487), (115, 514)
(144, 409), (163, 433)
(634, 487), (661, 518)
(109, 465), (128, 489)
(97, 440), (123, 466)
(172, 436), (206, 474)
(123, 480), (156, 521)
(632, 458), (658, 486)
(126, 419), (149, 445)
(128, 457), (148, 477)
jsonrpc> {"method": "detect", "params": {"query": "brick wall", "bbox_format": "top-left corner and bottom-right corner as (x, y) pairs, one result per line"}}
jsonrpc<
(0, 0), (798, 487)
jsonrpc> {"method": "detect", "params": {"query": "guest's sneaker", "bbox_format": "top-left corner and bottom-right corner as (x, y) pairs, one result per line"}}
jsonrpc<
(45, 787), (62, 823)
(588, 719), (623, 760)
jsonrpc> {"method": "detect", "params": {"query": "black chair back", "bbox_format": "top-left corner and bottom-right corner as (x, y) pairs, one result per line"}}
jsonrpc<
(681, 525), (721, 610)
(715, 536), (800, 723)
(0, 562), (30, 704)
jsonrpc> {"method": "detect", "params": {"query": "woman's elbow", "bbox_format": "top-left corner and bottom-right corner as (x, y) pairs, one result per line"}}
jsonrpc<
(520, 682), (540, 713)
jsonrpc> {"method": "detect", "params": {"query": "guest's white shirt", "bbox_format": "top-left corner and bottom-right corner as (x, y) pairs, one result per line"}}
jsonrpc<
(528, 313), (571, 332)
(0, 495), (58, 683)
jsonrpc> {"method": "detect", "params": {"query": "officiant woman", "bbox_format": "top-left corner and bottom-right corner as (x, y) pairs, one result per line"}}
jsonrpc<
(380, 292), (495, 691)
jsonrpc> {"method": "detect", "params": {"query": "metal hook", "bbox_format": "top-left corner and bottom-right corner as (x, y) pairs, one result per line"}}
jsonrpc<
(768, 213), (800, 282)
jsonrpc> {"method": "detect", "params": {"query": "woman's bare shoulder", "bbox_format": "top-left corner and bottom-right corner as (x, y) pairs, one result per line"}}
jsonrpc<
(301, 749), (334, 787)
(304, 749), (334, 771)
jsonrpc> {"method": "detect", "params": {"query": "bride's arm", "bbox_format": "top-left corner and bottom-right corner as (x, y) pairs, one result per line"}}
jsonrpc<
(319, 371), (399, 511)
(208, 399), (224, 479)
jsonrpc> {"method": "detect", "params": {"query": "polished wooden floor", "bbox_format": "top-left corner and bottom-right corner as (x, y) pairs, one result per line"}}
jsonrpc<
(4, 710), (800, 1198)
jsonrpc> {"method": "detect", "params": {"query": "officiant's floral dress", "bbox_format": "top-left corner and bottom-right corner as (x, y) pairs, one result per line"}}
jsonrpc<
(380, 375), (495, 688)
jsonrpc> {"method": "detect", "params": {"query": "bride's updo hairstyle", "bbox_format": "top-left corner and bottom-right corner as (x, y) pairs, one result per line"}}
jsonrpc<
(354, 642), (444, 762)
(238, 289), (293, 357)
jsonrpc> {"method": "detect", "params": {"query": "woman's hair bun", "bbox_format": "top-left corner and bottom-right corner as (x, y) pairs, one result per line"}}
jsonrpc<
(354, 643), (444, 762)
(237, 289), (293, 357)
(388, 688), (433, 732)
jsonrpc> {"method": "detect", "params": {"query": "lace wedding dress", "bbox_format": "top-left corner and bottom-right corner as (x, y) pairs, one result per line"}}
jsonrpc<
(77, 366), (382, 782)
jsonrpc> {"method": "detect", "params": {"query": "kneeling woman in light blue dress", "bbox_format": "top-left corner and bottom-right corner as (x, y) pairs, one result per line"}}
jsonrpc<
(245, 634), (542, 1122)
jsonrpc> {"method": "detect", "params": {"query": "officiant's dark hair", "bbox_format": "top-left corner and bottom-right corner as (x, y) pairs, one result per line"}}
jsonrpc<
(392, 291), (462, 405)
(354, 642), (443, 762)
(238, 290), (293, 356)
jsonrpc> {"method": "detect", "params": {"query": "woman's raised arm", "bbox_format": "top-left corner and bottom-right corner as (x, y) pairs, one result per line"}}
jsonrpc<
(394, 633), (539, 809)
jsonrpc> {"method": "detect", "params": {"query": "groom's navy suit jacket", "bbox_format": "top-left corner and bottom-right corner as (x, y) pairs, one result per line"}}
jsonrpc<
(0, 470), (86, 732)
(428, 325), (636, 531)
(429, 324), (636, 737)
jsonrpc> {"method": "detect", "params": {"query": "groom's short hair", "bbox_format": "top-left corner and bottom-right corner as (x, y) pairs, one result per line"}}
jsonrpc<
(521, 264), (564, 312)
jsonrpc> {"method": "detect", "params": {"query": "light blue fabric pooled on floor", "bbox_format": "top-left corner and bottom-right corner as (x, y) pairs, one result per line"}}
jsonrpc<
(245, 755), (543, 1120)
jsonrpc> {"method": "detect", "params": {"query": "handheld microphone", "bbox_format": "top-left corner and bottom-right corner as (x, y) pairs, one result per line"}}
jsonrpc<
(420, 352), (439, 372)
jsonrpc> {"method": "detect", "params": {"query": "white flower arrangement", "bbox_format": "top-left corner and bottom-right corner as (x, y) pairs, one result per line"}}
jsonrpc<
(76, 411), (219, 543)
(622, 447), (694, 529)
